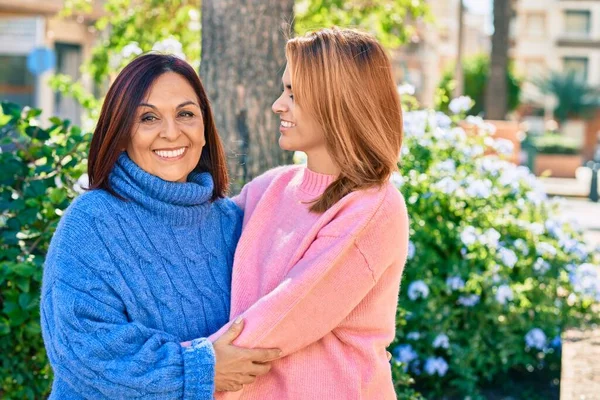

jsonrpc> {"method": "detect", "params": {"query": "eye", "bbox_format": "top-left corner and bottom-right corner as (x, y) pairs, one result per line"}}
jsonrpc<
(179, 111), (195, 118)
(141, 114), (158, 123)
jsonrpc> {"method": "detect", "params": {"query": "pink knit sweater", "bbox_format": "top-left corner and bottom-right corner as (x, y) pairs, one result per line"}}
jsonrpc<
(211, 165), (409, 400)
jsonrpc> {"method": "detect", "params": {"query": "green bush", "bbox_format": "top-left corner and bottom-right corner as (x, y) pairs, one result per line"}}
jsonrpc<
(388, 110), (599, 398)
(436, 54), (522, 117)
(533, 133), (582, 155)
(0, 102), (90, 398)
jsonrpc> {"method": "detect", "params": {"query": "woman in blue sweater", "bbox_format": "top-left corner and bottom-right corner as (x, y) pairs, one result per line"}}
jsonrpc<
(40, 54), (280, 399)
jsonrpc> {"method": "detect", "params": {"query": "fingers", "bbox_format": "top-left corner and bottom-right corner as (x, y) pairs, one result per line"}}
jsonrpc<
(216, 318), (244, 344)
(243, 347), (282, 363)
(248, 362), (272, 377)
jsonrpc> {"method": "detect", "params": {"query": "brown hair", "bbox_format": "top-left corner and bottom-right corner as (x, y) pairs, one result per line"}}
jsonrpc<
(87, 53), (228, 200)
(286, 28), (403, 212)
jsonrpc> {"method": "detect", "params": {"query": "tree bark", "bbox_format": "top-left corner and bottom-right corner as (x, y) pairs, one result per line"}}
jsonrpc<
(200, 0), (294, 191)
(484, 0), (511, 120)
(454, 0), (465, 98)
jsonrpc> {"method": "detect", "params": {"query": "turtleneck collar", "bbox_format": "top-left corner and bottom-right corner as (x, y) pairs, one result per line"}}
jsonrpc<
(109, 152), (214, 225)
(298, 167), (336, 196)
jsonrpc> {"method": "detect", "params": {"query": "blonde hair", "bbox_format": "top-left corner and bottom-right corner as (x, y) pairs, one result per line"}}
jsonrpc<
(286, 27), (403, 213)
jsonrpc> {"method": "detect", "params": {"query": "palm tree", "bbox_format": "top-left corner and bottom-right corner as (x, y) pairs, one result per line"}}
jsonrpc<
(454, 0), (465, 98)
(534, 71), (600, 124)
(485, 0), (512, 120)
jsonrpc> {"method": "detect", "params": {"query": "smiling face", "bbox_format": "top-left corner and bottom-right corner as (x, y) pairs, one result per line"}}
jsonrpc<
(127, 72), (205, 183)
(271, 65), (326, 154)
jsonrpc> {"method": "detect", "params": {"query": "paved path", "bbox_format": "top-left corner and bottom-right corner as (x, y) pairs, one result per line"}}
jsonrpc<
(559, 199), (600, 400)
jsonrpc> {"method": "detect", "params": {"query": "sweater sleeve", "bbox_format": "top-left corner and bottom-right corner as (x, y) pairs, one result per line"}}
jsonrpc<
(209, 188), (409, 356)
(40, 209), (215, 399)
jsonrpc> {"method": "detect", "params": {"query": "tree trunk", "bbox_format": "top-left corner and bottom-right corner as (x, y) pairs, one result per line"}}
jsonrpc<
(485, 0), (511, 120)
(454, 0), (465, 98)
(200, 0), (294, 191)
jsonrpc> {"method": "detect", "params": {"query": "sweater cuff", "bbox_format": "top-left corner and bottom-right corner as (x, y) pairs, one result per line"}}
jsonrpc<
(182, 338), (216, 400)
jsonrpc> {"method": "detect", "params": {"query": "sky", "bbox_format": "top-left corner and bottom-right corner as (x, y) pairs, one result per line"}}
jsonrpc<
(463, 0), (493, 34)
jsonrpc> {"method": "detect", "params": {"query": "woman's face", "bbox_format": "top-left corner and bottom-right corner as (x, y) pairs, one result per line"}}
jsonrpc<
(127, 72), (205, 183)
(272, 65), (326, 153)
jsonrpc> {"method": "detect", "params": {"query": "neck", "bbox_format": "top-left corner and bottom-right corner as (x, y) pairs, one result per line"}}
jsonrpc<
(306, 147), (340, 176)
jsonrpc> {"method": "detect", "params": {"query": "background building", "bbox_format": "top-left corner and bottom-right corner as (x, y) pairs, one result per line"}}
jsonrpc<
(0, 0), (102, 124)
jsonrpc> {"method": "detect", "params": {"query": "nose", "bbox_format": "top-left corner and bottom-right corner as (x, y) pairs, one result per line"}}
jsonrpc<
(272, 93), (287, 115)
(160, 117), (180, 140)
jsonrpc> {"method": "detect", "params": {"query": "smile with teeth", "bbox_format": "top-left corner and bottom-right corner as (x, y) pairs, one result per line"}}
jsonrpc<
(281, 120), (296, 128)
(153, 147), (187, 159)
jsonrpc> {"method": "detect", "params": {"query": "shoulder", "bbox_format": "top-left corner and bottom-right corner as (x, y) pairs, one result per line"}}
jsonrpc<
(213, 197), (243, 222)
(321, 182), (409, 267)
(323, 181), (408, 237)
(50, 189), (124, 255)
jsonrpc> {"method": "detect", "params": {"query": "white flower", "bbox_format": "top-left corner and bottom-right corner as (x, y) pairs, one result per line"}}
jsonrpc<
(403, 111), (428, 138)
(498, 247), (518, 268)
(533, 258), (551, 274)
(435, 112), (452, 128)
(545, 219), (564, 239)
(463, 144), (484, 158)
(424, 357), (449, 376)
(446, 276), (465, 291)
(390, 171), (405, 189)
(152, 37), (186, 59)
(434, 177), (459, 194)
(514, 239), (529, 256)
(495, 284), (514, 305)
(569, 263), (600, 300)
(408, 280), (429, 300)
(397, 83), (416, 95)
(121, 42), (143, 59)
(54, 175), (64, 189)
(434, 159), (456, 174)
(393, 344), (418, 370)
(73, 173), (89, 194)
(536, 242), (557, 258)
(528, 223), (545, 235)
(407, 332), (421, 340)
(433, 334), (450, 349)
(460, 226), (478, 246)
(480, 228), (501, 248)
(449, 96), (473, 114)
(293, 151), (307, 165)
(525, 328), (547, 350)
(407, 241), (416, 260)
(466, 179), (492, 198)
(493, 138), (514, 157)
(457, 294), (480, 307)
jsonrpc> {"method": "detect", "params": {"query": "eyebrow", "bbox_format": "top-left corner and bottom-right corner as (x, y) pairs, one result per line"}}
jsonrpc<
(138, 101), (199, 110)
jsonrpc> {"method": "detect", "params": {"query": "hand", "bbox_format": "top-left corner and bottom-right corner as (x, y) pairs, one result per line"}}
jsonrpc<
(213, 318), (282, 392)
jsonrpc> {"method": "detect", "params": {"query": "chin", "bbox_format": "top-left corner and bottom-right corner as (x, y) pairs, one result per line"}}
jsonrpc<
(278, 136), (296, 152)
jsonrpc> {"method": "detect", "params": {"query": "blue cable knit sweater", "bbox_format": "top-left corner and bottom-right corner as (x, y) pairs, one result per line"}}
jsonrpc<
(41, 153), (242, 399)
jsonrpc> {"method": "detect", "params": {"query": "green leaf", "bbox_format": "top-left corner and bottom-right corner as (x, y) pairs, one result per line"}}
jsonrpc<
(18, 293), (37, 311)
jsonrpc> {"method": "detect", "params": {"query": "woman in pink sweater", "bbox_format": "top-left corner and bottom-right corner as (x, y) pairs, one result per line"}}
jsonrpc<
(211, 27), (409, 399)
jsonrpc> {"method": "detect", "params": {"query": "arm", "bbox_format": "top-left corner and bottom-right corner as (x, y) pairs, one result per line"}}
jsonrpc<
(41, 214), (215, 399)
(210, 190), (408, 356)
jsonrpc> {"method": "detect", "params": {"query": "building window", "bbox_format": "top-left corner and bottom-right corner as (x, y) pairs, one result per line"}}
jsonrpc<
(54, 43), (83, 125)
(563, 57), (589, 81)
(525, 13), (546, 38)
(564, 10), (591, 37)
(0, 55), (35, 108)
